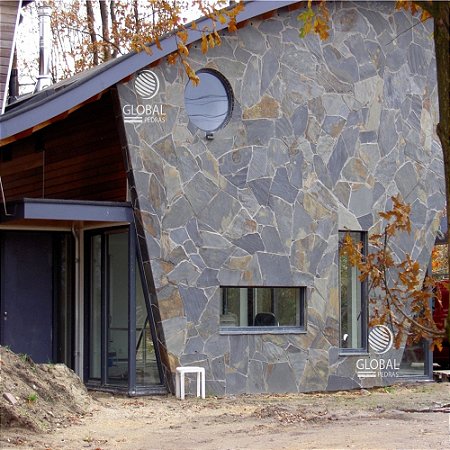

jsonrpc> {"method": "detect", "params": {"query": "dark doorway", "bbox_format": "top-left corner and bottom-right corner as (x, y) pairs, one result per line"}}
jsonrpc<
(0, 231), (74, 366)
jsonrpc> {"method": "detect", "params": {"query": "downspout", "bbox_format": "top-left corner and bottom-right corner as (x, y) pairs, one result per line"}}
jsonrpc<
(72, 225), (82, 378)
(35, 2), (52, 92)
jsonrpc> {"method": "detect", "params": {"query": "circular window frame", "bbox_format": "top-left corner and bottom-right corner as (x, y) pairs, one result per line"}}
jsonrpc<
(184, 68), (234, 133)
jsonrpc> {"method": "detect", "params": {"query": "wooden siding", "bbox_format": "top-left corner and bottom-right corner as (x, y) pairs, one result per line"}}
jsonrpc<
(0, 1), (21, 111)
(0, 92), (127, 202)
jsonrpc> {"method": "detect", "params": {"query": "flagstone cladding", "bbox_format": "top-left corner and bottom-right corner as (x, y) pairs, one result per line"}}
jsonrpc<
(118, 1), (444, 394)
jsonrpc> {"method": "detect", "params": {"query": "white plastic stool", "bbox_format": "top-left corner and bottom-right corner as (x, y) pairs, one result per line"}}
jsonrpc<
(175, 366), (205, 400)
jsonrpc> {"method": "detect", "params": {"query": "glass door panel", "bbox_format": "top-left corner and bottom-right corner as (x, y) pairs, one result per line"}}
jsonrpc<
(136, 269), (160, 386)
(106, 232), (129, 385)
(86, 227), (161, 391)
(89, 235), (102, 380)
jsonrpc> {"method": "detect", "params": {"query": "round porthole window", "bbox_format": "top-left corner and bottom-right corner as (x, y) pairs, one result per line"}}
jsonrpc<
(184, 69), (234, 132)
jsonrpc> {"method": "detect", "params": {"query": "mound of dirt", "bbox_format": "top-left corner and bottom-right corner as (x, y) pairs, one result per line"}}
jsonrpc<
(0, 346), (92, 432)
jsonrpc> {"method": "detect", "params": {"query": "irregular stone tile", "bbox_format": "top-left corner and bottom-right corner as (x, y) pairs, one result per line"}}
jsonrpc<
(184, 335), (205, 355)
(175, 146), (201, 183)
(334, 8), (369, 34)
(261, 226), (285, 254)
(233, 233), (265, 254)
(198, 191), (241, 234)
(241, 55), (260, 107)
(327, 136), (348, 185)
(362, 9), (392, 36)
(323, 45), (359, 84)
(162, 196), (194, 229)
(378, 110), (398, 156)
(266, 362), (297, 393)
(167, 261), (200, 286)
(244, 119), (276, 146)
(247, 147), (269, 181)
(157, 284), (184, 320)
(261, 49), (279, 95)
(395, 162), (418, 200)
(364, 41), (384, 77)
(349, 185), (373, 218)
(315, 65), (353, 94)
(270, 167), (298, 203)
(217, 268), (241, 286)
(184, 172), (219, 215)
(225, 210), (257, 240)
(197, 268), (219, 288)
(322, 116), (346, 137)
(257, 253), (293, 285)
(281, 45), (318, 78)
(269, 196), (293, 251)
(248, 177), (271, 206)
(152, 134), (178, 166)
(342, 157), (368, 183)
(246, 360), (266, 393)
(291, 105), (308, 136)
(199, 247), (233, 269)
(179, 286), (208, 324)
(168, 246), (188, 265)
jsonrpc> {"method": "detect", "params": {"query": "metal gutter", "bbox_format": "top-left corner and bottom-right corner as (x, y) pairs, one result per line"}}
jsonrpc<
(0, 1), (298, 143)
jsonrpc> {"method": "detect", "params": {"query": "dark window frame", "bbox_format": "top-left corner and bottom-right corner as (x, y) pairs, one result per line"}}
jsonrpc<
(220, 286), (307, 334)
(338, 230), (368, 354)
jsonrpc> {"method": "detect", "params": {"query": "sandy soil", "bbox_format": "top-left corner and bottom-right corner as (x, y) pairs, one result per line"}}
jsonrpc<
(1, 382), (449, 450)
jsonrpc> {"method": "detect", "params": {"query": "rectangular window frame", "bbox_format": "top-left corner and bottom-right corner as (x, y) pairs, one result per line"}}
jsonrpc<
(219, 286), (307, 335)
(339, 231), (368, 354)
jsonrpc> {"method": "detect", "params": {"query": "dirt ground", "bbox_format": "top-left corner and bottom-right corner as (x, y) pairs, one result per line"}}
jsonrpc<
(1, 347), (449, 450)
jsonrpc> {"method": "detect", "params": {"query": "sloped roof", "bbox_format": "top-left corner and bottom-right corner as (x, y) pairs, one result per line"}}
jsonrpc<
(0, 0), (298, 145)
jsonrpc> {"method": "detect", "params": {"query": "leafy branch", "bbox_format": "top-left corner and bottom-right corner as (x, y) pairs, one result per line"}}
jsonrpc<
(341, 195), (446, 351)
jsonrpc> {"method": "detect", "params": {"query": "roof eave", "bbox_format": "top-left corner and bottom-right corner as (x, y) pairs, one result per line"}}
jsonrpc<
(0, 0), (299, 145)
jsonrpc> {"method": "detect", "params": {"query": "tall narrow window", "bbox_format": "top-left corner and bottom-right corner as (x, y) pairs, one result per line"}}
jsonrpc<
(339, 231), (367, 350)
(220, 287), (305, 330)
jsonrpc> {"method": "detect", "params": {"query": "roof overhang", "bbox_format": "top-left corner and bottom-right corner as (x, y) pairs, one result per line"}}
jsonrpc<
(0, 198), (133, 223)
(0, 1), (299, 145)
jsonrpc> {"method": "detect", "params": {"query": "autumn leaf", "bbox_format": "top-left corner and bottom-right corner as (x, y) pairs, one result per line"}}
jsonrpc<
(201, 35), (208, 54)
(167, 53), (178, 65)
(183, 60), (200, 85)
(228, 18), (237, 33)
(313, 17), (329, 40)
(177, 42), (189, 57)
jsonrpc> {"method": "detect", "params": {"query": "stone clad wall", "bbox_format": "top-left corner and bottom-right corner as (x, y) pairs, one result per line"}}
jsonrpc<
(117, 2), (444, 394)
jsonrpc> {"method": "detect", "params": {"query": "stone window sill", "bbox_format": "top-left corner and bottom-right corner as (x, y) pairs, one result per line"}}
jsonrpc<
(220, 327), (307, 335)
(338, 350), (369, 357)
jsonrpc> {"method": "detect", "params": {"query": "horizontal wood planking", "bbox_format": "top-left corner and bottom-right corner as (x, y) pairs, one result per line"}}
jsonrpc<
(0, 92), (127, 202)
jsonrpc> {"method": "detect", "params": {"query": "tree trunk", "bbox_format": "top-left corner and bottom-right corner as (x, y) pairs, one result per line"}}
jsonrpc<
(85, 0), (99, 66)
(110, 0), (119, 59)
(433, 2), (450, 342)
(99, 0), (111, 61)
(133, 0), (140, 34)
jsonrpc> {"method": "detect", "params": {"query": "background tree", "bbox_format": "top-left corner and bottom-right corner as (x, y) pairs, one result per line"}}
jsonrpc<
(19, 0), (241, 84)
(341, 196), (447, 351)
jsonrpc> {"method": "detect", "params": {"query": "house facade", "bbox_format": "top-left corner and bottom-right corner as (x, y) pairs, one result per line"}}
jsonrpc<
(0, 1), (444, 395)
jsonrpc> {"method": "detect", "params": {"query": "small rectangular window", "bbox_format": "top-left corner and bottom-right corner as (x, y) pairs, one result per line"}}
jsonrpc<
(220, 287), (305, 329)
(339, 231), (367, 351)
